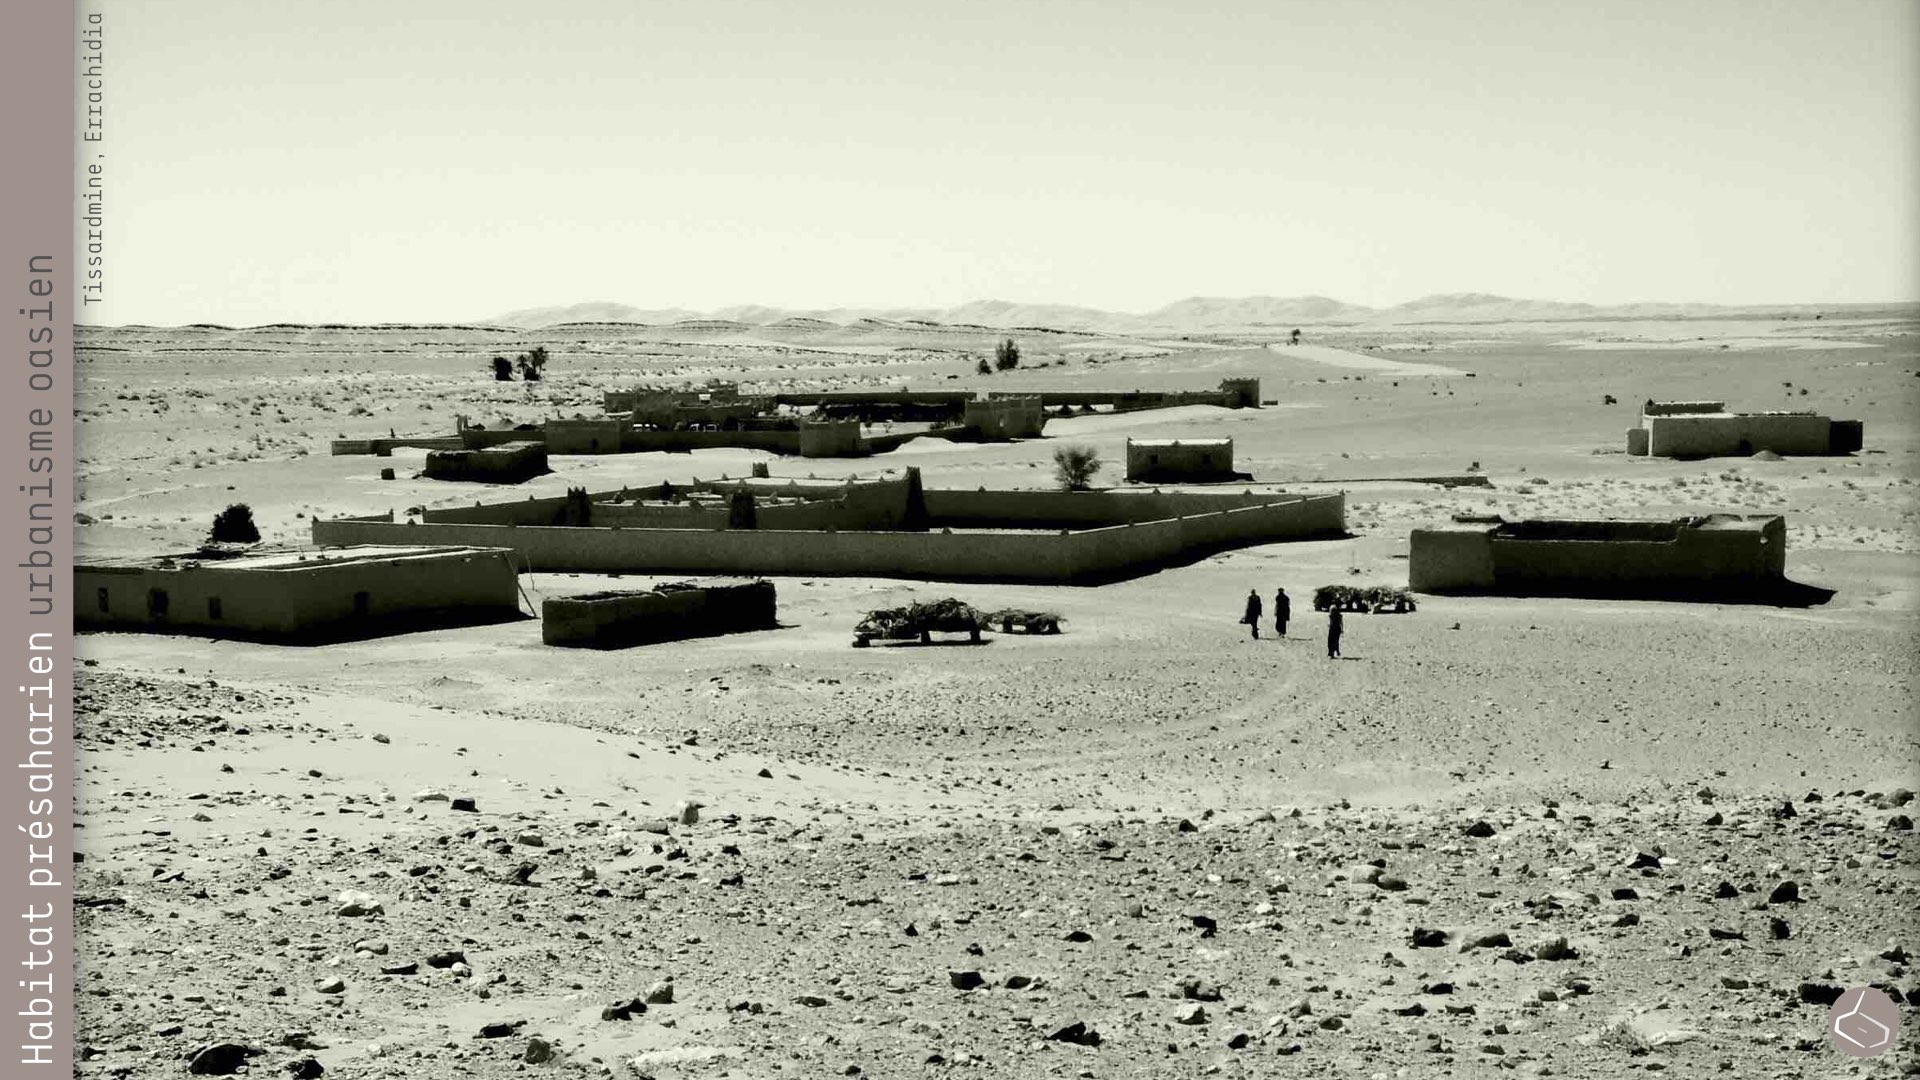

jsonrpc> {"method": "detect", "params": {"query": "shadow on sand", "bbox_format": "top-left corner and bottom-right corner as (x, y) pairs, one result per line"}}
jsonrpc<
(1422, 577), (1835, 609)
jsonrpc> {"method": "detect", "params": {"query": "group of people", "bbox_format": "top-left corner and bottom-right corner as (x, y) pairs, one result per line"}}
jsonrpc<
(1242, 587), (1342, 658)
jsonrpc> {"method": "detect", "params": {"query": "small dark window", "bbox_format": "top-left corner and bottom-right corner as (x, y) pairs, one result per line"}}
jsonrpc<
(353, 591), (371, 617)
(147, 589), (169, 619)
(208, 597), (223, 620)
(96, 588), (109, 613)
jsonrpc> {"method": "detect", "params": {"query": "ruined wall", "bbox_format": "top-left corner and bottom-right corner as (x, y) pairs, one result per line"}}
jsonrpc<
(78, 550), (520, 638)
(1644, 413), (1833, 457)
(424, 441), (549, 483)
(1408, 529), (1497, 590)
(619, 429), (801, 454)
(797, 420), (868, 458)
(542, 579), (777, 647)
(544, 419), (626, 455)
(331, 437), (465, 456)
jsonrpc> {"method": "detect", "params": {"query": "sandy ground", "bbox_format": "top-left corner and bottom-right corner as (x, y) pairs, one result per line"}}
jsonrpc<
(70, 316), (1920, 1077)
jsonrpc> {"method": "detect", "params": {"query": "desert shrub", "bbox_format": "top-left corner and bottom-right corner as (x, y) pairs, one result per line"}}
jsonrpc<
(976, 358), (992, 376)
(1052, 445), (1101, 491)
(208, 503), (260, 544)
(490, 357), (513, 381)
(994, 338), (1021, 371)
(516, 346), (549, 381)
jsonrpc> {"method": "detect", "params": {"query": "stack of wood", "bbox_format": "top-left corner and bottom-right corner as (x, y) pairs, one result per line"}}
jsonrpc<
(1313, 584), (1417, 614)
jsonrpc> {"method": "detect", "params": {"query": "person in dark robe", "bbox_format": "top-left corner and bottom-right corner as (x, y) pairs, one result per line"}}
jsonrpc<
(1274, 587), (1291, 638)
(1242, 589), (1262, 639)
(1327, 607), (1343, 659)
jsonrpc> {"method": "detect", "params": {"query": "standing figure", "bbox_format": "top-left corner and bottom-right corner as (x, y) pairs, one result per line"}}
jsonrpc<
(1274, 587), (1291, 638)
(1243, 589), (1263, 640)
(1327, 607), (1343, 659)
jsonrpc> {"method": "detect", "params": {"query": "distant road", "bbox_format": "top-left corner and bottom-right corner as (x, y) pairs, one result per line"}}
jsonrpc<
(1263, 342), (1468, 377)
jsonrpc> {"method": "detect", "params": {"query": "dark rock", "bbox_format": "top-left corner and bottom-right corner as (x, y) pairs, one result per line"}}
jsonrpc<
(1889, 814), (1913, 831)
(187, 1044), (263, 1075)
(1714, 881), (1740, 899)
(450, 797), (478, 813)
(1612, 887), (1639, 901)
(1190, 915), (1217, 938)
(644, 980), (674, 1005)
(524, 1038), (554, 1064)
(426, 950), (465, 968)
(1064, 930), (1093, 943)
(949, 971), (985, 991)
(602, 998), (646, 1021)
(1767, 880), (1800, 905)
(1461, 930), (1511, 951)
(1709, 928), (1746, 941)
(1770, 918), (1792, 940)
(478, 1020), (526, 1039)
(1464, 820), (1496, 838)
(379, 962), (418, 976)
(1411, 927), (1450, 948)
(1534, 936), (1578, 961)
(1798, 982), (1845, 1006)
(1047, 1020), (1101, 1046)
(1629, 852), (1662, 870)
(286, 1058), (323, 1079)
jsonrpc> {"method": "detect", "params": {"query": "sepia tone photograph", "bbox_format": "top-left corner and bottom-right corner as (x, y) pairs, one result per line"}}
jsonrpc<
(55, 1), (1919, 1076)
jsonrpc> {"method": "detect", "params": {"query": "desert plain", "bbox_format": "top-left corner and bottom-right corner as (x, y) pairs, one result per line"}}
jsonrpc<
(68, 309), (1920, 1077)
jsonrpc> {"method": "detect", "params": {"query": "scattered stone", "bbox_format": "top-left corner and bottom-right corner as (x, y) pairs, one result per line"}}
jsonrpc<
(426, 950), (465, 969)
(1534, 936), (1579, 961)
(1411, 927), (1450, 948)
(1175, 1004), (1209, 1025)
(524, 1037), (555, 1064)
(450, 797), (478, 813)
(601, 998), (646, 1021)
(1464, 820), (1497, 838)
(286, 1058), (323, 1079)
(644, 980), (675, 1005)
(314, 978), (346, 995)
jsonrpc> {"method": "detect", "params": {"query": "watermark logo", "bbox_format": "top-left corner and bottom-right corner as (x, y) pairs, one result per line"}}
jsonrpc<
(1827, 986), (1900, 1058)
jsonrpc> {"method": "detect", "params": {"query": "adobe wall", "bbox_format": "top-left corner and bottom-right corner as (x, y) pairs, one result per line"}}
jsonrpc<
(542, 579), (777, 647)
(921, 488), (1311, 528)
(544, 419), (626, 454)
(312, 492), (1343, 582)
(798, 420), (868, 458)
(1125, 439), (1235, 482)
(619, 429), (801, 454)
(424, 441), (549, 483)
(77, 550), (520, 638)
(459, 427), (546, 449)
(1829, 420), (1864, 454)
(1644, 413), (1833, 457)
(331, 437), (465, 456)
(1626, 427), (1649, 455)
(1408, 530), (1497, 590)
(1489, 524), (1781, 584)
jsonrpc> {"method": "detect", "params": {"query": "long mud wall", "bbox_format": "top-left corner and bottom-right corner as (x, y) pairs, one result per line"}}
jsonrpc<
(313, 493), (1343, 583)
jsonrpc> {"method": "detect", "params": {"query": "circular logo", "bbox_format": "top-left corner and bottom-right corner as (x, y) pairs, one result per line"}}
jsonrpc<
(1828, 986), (1900, 1058)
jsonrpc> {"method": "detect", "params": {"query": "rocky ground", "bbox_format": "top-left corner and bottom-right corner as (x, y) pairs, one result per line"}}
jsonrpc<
(70, 317), (1920, 1076)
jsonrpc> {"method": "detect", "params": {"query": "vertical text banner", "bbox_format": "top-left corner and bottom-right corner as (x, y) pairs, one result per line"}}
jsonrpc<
(2, 0), (77, 1071)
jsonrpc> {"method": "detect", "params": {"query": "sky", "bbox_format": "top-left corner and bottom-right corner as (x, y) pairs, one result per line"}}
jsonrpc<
(80, 0), (1919, 324)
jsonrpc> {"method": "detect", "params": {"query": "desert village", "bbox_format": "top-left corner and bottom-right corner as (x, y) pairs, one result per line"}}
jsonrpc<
(66, 314), (1919, 1079)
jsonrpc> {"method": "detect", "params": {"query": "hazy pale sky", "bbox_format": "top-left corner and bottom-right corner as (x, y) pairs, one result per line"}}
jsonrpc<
(84, 0), (1918, 324)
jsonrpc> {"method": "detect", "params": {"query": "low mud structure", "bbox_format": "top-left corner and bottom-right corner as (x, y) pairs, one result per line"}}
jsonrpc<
(541, 578), (778, 648)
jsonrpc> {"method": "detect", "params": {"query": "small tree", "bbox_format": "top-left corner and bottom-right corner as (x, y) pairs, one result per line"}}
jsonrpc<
(976, 357), (992, 376)
(994, 338), (1021, 371)
(208, 503), (261, 544)
(1052, 445), (1101, 491)
(490, 356), (513, 381)
(517, 346), (549, 382)
(1288, 328), (1302, 346)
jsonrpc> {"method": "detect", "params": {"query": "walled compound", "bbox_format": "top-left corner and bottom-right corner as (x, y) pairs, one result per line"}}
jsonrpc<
(1627, 400), (1863, 458)
(332, 377), (1260, 459)
(76, 545), (524, 641)
(311, 466), (1346, 584)
(1408, 513), (1787, 597)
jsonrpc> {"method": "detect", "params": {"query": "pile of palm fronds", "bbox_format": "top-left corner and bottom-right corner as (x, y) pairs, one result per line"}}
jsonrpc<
(985, 608), (1064, 634)
(855, 598), (985, 640)
(1313, 584), (1417, 613)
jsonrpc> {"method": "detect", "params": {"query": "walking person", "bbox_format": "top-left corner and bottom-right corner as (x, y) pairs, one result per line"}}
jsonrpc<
(1273, 587), (1290, 638)
(1327, 606), (1343, 659)
(1242, 589), (1262, 640)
